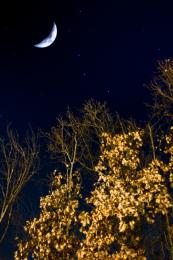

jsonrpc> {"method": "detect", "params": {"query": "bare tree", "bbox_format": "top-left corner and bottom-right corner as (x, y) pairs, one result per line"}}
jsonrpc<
(44, 99), (138, 194)
(0, 126), (39, 243)
(145, 58), (173, 130)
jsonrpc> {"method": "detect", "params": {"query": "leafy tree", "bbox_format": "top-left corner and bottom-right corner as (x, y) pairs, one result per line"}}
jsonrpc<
(146, 58), (173, 258)
(77, 129), (173, 259)
(14, 122), (173, 259)
(14, 59), (173, 259)
(14, 169), (81, 259)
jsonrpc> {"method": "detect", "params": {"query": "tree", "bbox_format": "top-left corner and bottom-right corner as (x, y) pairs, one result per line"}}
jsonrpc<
(146, 58), (173, 259)
(13, 59), (173, 259)
(146, 58), (173, 130)
(13, 97), (173, 259)
(14, 121), (173, 259)
(0, 126), (38, 244)
(14, 169), (82, 259)
(77, 129), (173, 259)
(45, 99), (138, 193)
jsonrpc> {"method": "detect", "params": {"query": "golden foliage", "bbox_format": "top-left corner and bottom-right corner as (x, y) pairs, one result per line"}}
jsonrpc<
(14, 170), (81, 259)
(15, 126), (173, 259)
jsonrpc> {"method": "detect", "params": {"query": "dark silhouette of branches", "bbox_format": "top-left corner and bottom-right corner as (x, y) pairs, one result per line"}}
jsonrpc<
(0, 126), (39, 243)
(44, 99), (138, 194)
(145, 59), (173, 130)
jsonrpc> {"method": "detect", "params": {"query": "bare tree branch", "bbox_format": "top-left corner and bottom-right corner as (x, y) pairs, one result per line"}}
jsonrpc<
(0, 126), (39, 243)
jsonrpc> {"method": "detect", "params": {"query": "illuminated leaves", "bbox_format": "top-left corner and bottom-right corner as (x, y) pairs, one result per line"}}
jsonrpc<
(77, 129), (173, 258)
(14, 126), (173, 259)
(14, 171), (81, 259)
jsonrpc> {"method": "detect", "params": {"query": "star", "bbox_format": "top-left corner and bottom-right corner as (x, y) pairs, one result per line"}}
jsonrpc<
(82, 72), (87, 77)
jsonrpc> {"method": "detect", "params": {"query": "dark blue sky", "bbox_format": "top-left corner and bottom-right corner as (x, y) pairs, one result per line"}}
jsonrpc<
(1, 1), (173, 258)
(0, 1), (173, 129)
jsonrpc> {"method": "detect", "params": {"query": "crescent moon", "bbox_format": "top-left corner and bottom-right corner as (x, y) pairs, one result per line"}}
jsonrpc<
(34, 22), (57, 48)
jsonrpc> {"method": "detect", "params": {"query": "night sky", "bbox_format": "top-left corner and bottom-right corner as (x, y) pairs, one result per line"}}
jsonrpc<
(0, 1), (173, 132)
(1, 1), (173, 257)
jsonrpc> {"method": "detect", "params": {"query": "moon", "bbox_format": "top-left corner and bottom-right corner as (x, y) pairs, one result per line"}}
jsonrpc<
(34, 22), (57, 48)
